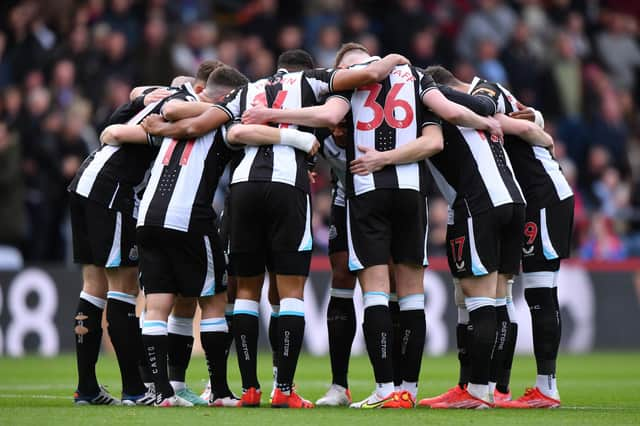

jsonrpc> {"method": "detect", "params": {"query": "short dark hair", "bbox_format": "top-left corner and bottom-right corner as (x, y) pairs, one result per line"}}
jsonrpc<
(206, 66), (249, 91)
(334, 42), (369, 68)
(277, 49), (315, 72)
(425, 65), (462, 86)
(196, 60), (224, 84)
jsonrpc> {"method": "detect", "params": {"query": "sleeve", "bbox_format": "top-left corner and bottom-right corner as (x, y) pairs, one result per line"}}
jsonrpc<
(215, 85), (245, 120)
(470, 81), (504, 113)
(439, 85), (495, 116)
(106, 100), (145, 125)
(325, 90), (352, 107)
(221, 120), (247, 151)
(420, 106), (442, 129)
(419, 73), (438, 99)
(303, 68), (338, 98)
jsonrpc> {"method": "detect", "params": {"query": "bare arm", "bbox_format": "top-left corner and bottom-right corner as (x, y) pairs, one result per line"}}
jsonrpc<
(350, 124), (444, 175)
(496, 113), (553, 148)
(242, 97), (351, 128)
(162, 100), (213, 121)
(422, 89), (502, 137)
(100, 124), (148, 145)
(227, 124), (320, 155)
(331, 54), (410, 91)
(141, 107), (231, 139)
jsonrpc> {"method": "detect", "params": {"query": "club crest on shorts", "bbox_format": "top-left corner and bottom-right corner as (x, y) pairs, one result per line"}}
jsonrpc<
(522, 245), (534, 256)
(129, 245), (139, 261)
(328, 225), (338, 240)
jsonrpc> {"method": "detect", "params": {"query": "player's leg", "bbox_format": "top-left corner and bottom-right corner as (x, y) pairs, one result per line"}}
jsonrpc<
(105, 266), (148, 403)
(167, 296), (205, 405)
(267, 272), (280, 398)
(199, 236), (237, 408)
(69, 194), (118, 404)
(489, 273), (516, 403)
(345, 191), (399, 408)
(388, 266), (403, 391)
(317, 198), (356, 406)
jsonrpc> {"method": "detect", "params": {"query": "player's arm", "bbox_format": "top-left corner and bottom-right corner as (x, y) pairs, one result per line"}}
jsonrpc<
(242, 96), (351, 128)
(330, 54), (410, 91)
(226, 124), (320, 155)
(438, 85), (495, 116)
(422, 88), (502, 137)
(130, 85), (162, 100)
(161, 99), (212, 121)
(100, 124), (148, 146)
(350, 123), (443, 175)
(509, 101), (545, 129)
(495, 113), (553, 148)
(141, 106), (231, 139)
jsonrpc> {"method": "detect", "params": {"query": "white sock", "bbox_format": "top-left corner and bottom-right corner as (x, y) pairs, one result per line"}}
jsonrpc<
(488, 381), (496, 395)
(401, 381), (418, 399)
(170, 381), (186, 392)
(536, 374), (559, 398)
(467, 383), (490, 401)
(376, 382), (395, 397)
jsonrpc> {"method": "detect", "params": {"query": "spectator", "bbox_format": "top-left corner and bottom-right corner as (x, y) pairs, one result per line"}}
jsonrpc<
(171, 21), (217, 76)
(580, 213), (626, 261)
(314, 25), (341, 68)
(383, 0), (433, 57)
(475, 38), (508, 85)
(456, 0), (517, 60)
(0, 121), (26, 250)
(134, 17), (175, 85)
(409, 27), (440, 68)
(596, 12), (640, 90)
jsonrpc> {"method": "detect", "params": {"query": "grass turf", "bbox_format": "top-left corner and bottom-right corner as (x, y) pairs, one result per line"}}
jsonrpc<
(0, 353), (639, 425)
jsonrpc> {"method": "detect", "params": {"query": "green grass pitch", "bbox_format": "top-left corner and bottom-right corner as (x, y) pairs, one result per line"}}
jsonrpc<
(1, 353), (639, 425)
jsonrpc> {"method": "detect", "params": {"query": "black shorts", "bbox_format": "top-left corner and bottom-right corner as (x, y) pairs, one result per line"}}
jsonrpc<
(137, 226), (227, 297)
(328, 200), (348, 255)
(347, 189), (428, 271)
(228, 182), (312, 277)
(446, 203), (525, 278)
(522, 196), (574, 273)
(69, 192), (138, 268)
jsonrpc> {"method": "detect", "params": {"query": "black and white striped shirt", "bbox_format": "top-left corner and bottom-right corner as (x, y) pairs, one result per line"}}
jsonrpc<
(468, 77), (573, 208)
(427, 79), (526, 215)
(340, 64), (441, 197)
(68, 84), (198, 217)
(216, 68), (338, 193)
(137, 128), (232, 233)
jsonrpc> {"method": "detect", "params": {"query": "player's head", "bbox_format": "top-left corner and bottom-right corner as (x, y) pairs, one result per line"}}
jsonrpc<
(425, 65), (464, 88)
(200, 65), (249, 103)
(194, 59), (224, 93)
(334, 42), (370, 68)
(277, 49), (315, 72)
(171, 75), (195, 87)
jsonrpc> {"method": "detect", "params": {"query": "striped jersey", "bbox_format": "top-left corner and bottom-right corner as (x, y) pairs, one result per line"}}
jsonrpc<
(216, 68), (338, 193)
(137, 128), (232, 233)
(468, 77), (573, 208)
(315, 128), (348, 206)
(340, 64), (441, 197)
(68, 84), (198, 217)
(427, 79), (525, 215)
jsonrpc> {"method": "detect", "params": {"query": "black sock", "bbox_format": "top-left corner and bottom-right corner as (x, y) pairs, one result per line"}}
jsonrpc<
(363, 305), (394, 385)
(143, 334), (174, 400)
(233, 313), (260, 390)
(489, 304), (511, 393)
(224, 311), (234, 361)
(137, 319), (153, 385)
(399, 309), (426, 383)
(498, 322), (518, 392)
(389, 300), (402, 387)
(167, 333), (194, 383)
(268, 313), (279, 374)
(276, 314), (305, 394)
(201, 331), (232, 399)
(457, 323), (472, 388)
(326, 296), (356, 388)
(468, 305), (496, 385)
(106, 298), (146, 396)
(525, 287), (561, 375)
(74, 297), (103, 395)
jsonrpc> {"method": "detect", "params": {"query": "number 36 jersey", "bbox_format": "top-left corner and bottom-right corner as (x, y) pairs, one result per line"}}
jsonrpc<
(338, 64), (441, 197)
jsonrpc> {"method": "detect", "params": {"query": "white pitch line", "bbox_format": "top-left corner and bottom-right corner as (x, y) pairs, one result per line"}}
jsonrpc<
(0, 394), (68, 400)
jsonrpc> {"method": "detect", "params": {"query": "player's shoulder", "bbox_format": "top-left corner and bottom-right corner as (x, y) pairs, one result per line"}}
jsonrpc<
(470, 76), (501, 97)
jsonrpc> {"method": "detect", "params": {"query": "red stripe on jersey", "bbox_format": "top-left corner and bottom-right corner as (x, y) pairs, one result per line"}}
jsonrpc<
(162, 139), (178, 165)
(179, 140), (195, 165)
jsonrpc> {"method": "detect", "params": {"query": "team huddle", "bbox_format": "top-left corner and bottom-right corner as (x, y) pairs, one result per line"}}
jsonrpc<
(69, 42), (574, 410)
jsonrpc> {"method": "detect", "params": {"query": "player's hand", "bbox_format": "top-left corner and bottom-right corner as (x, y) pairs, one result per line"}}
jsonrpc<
(141, 114), (166, 134)
(387, 53), (411, 66)
(144, 88), (173, 105)
(307, 170), (318, 184)
(242, 106), (271, 124)
(509, 101), (536, 122)
(349, 145), (388, 175)
(484, 116), (503, 139)
(309, 138), (320, 156)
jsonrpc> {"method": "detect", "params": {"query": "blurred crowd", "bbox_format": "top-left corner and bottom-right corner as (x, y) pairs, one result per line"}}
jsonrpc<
(1, 0), (640, 263)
